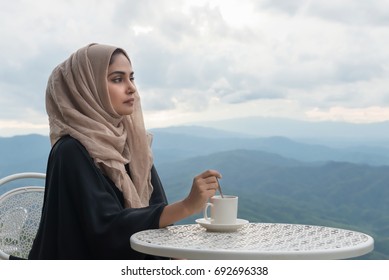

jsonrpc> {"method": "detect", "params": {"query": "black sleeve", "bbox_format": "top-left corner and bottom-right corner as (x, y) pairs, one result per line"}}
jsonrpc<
(29, 136), (167, 260)
(149, 165), (168, 205)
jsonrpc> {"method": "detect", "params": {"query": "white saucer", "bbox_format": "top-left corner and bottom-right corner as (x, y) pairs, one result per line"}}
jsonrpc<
(195, 218), (249, 232)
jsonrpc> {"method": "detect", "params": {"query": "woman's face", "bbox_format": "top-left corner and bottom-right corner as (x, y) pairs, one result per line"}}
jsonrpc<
(107, 53), (136, 116)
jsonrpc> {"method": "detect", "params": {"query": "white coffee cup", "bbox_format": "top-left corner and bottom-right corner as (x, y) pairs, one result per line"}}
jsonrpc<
(203, 195), (238, 225)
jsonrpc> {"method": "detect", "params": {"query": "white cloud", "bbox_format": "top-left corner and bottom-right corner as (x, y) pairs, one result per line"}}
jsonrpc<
(306, 106), (389, 123)
(133, 26), (154, 36)
(0, 120), (48, 137)
(1, 0), (389, 136)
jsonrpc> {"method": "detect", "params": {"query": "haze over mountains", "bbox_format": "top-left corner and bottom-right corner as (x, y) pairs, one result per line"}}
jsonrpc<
(151, 117), (389, 166)
(191, 117), (389, 145)
(1, 118), (388, 259)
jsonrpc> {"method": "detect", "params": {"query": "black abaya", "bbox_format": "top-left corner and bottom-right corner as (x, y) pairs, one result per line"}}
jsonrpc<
(28, 135), (168, 260)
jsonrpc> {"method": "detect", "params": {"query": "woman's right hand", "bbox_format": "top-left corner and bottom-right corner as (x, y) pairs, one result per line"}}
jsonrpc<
(159, 169), (222, 228)
(183, 169), (222, 215)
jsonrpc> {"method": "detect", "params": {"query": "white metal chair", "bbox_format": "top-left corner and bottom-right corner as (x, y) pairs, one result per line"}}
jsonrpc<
(0, 172), (45, 260)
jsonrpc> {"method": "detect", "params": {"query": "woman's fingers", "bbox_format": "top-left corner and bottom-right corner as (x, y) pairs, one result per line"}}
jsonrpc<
(185, 169), (222, 213)
(193, 172), (220, 191)
(199, 169), (222, 179)
(195, 169), (221, 185)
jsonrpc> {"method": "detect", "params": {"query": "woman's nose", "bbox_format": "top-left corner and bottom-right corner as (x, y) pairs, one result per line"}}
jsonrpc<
(127, 79), (136, 93)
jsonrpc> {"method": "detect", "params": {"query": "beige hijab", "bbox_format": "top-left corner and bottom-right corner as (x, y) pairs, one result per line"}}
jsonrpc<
(46, 43), (153, 208)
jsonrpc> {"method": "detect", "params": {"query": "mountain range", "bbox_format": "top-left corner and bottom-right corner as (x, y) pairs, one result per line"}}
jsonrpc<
(192, 117), (389, 145)
(0, 123), (388, 259)
(151, 128), (389, 167)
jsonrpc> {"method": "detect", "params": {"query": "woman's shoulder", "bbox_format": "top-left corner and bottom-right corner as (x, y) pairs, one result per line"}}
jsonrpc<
(50, 135), (89, 159)
(52, 135), (84, 150)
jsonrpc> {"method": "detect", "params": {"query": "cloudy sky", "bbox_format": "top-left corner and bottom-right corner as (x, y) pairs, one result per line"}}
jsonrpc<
(1, 0), (389, 136)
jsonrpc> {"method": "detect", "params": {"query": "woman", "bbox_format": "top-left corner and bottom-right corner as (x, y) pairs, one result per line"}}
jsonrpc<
(28, 43), (221, 259)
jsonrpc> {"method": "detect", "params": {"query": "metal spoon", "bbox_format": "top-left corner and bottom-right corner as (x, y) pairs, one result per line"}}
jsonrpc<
(216, 178), (224, 198)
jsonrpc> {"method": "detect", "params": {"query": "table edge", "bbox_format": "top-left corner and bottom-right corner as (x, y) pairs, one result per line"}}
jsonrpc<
(130, 223), (375, 260)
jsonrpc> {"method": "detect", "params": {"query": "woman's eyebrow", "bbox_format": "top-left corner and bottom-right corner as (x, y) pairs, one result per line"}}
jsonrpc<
(107, 70), (134, 77)
(108, 70), (125, 77)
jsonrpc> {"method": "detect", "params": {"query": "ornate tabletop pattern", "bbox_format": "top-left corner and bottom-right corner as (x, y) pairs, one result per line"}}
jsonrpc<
(131, 223), (374, 259)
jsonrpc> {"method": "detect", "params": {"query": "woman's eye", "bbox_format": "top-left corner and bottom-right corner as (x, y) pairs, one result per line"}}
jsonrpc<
(112, 77), (123, 83)
(110, 76), (135, 83)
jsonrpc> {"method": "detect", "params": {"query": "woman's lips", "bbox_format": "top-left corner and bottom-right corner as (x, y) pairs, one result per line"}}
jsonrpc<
(124, 98), (135, 105)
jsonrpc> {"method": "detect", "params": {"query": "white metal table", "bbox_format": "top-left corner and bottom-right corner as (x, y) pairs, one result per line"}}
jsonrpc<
(130, 223), (374, 259)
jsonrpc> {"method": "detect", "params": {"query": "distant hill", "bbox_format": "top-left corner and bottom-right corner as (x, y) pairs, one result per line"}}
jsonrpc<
(193, 117), (389, 145)
(150, 125), (253, 139)
(150, 126), (389, 166)
(0, 134), (50, 178)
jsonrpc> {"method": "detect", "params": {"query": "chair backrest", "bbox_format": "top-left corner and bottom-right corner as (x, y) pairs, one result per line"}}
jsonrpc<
(0, 173), (45, 260)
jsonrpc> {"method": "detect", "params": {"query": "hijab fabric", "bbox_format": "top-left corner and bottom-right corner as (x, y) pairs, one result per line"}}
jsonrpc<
(46, 43), (153, 208)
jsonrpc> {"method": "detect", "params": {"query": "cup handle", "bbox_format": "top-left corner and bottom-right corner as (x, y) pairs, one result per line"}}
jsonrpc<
(203, 202), (213, 221)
